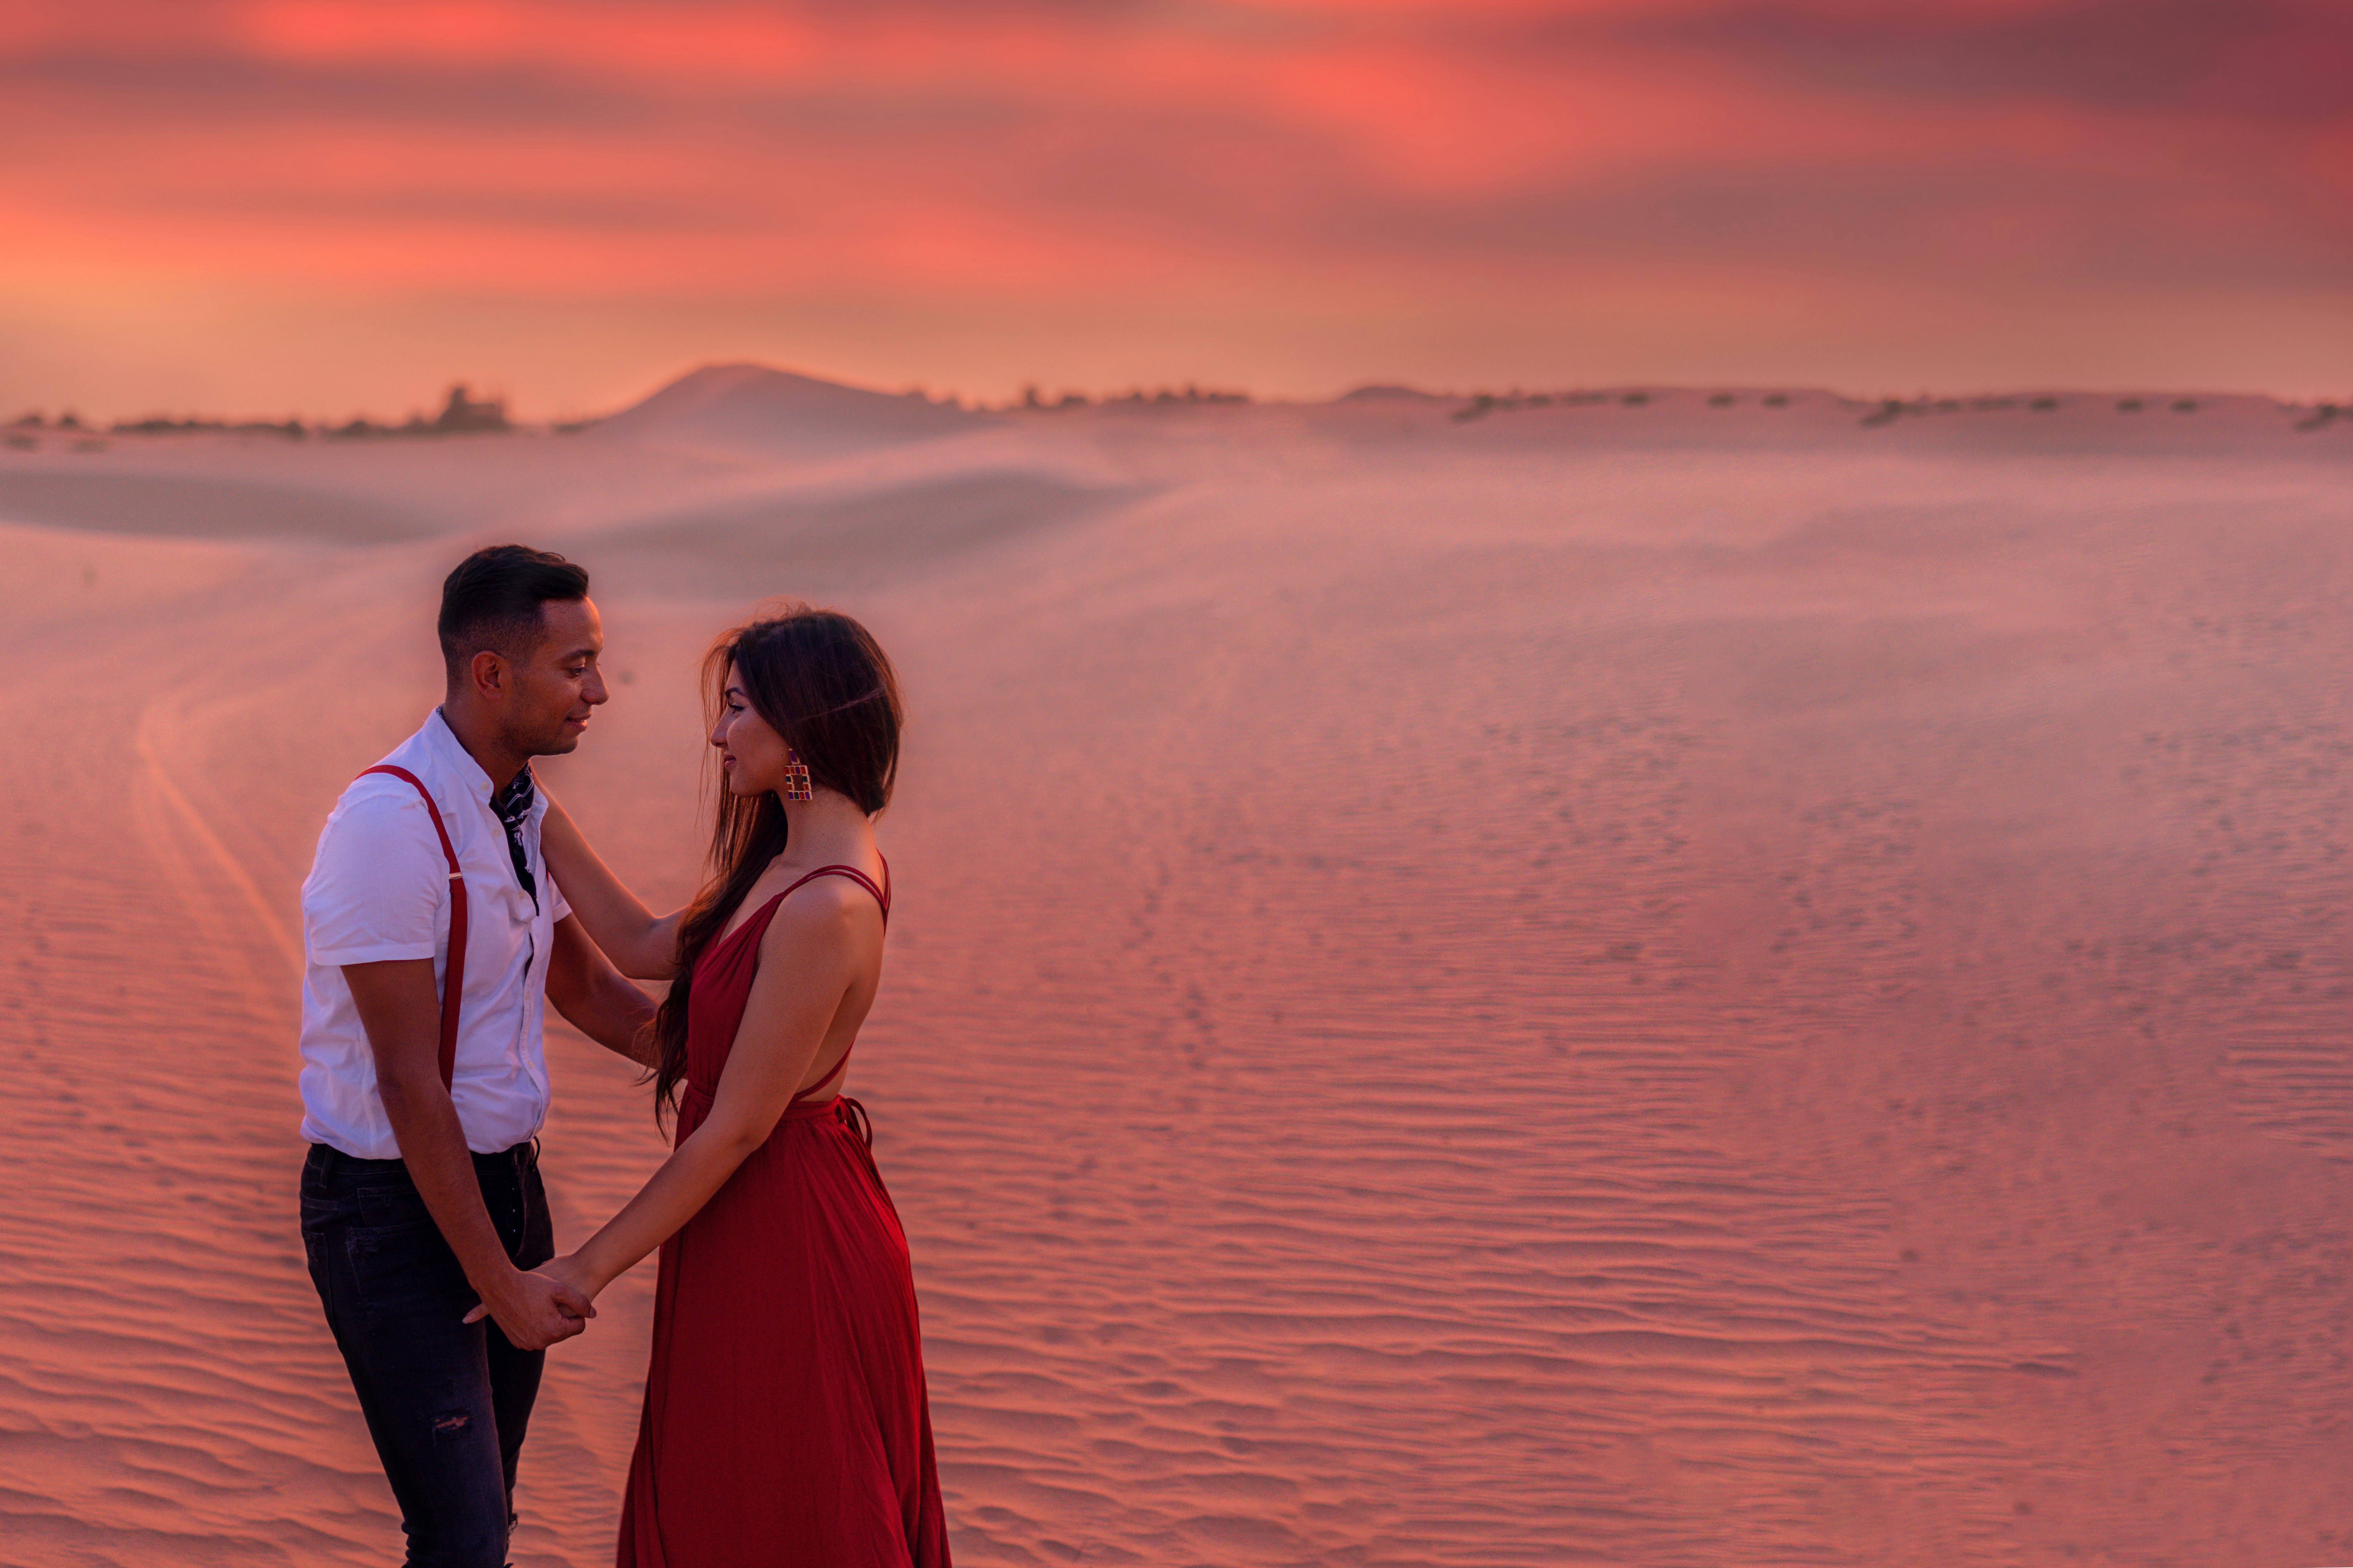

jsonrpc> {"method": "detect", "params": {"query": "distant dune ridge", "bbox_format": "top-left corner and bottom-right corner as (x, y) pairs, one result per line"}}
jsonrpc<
(0, 367), (2325, 552)
(584, 362), (992, 455)
(2, 361), (2352, 1566)
(0, 366), (2339, 553)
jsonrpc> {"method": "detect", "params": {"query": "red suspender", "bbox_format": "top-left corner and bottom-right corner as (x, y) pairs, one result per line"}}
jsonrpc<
(357, 765), (467, 1090)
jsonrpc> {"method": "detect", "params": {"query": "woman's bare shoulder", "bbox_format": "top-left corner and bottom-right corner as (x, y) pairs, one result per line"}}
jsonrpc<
(770, 872), (881, 930)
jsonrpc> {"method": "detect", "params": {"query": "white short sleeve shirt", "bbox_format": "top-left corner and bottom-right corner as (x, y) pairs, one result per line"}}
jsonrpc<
(298, 710), (573, 1158)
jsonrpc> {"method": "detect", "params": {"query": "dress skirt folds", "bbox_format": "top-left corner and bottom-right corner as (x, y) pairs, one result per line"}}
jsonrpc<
(618, 878), (949, 1567)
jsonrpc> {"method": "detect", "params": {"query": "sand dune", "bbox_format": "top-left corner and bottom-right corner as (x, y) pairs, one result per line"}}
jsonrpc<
(588, 363), (993, 457)
(3, 369), (2351, 1566)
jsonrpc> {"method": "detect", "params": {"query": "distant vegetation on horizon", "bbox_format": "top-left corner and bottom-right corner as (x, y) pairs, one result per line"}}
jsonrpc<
(6, 383), (518, 443)
(6, 367), (2346, 445)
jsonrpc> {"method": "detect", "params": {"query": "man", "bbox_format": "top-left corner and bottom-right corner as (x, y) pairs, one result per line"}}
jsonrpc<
(296, 544), (656, 1567)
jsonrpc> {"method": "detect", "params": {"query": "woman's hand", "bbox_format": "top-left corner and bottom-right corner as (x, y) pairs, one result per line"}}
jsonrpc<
(539, 1251), (608, 1305)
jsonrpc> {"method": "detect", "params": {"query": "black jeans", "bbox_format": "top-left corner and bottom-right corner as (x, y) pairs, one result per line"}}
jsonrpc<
(300, 1140), (555, 1568)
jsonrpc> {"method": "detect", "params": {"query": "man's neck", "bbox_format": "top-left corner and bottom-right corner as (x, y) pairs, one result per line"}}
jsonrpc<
(439, 699), (527, 794)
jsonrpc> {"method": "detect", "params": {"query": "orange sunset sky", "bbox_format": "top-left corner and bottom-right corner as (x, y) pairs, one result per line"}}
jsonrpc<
(4, 0), (2348, 421)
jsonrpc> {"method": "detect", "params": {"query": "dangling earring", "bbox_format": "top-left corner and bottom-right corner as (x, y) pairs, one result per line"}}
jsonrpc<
(783, 747), (813, 801)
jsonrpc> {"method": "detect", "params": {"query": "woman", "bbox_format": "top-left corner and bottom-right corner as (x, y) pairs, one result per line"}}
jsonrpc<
(495, 606), (949, 1567)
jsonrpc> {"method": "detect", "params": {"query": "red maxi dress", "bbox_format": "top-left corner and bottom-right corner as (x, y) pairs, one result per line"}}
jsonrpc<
(618, 863), (951, 1568)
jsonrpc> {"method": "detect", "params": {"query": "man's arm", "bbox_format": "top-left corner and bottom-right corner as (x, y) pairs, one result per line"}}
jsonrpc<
(343, 959), (594, 1350)
(545, 914), (659, 1068)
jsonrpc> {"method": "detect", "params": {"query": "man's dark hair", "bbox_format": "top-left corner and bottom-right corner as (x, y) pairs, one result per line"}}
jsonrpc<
(438, 544), (590, 684)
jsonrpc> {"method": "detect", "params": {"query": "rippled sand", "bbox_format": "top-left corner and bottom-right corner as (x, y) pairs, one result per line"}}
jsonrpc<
(3, 377), (2350, 1565)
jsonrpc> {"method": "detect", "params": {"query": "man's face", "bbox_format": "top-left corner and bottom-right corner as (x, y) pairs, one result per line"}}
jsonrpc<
(504, 597), (608, 756)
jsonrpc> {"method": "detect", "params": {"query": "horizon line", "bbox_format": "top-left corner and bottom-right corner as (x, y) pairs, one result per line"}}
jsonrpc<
(5, 360), (2348, 431)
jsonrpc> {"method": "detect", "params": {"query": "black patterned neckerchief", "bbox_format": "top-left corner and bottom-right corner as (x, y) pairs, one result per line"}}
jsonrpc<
(490, 766), (540, 913)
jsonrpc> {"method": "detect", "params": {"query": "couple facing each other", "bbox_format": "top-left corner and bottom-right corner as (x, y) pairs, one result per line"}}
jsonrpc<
(296, 544), (950, 1567)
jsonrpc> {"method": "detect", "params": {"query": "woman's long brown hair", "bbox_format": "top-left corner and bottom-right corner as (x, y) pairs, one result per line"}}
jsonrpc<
(647, 605), (903, 1124)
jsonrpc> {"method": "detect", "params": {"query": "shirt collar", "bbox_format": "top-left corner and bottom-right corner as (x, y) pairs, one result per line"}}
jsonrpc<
(427, 706), (499, 805)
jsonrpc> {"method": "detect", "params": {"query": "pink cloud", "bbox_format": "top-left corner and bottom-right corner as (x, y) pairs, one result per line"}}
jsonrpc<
(0, 0), (2343, 412)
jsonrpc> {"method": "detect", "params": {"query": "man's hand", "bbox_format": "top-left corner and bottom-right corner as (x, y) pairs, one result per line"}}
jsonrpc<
(466, 1263), (596, 1350)
(349, 958), (582, 1348)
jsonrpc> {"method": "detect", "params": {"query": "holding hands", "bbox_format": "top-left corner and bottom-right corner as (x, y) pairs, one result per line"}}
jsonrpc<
(465, 1258), (601, 1350)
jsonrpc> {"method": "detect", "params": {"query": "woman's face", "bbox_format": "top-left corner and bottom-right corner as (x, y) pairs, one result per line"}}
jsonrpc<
(711, 670), (791, 797)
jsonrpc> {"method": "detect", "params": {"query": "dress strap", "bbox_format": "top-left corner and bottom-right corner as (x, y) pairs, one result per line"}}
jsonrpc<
(774, 859), (890, 925)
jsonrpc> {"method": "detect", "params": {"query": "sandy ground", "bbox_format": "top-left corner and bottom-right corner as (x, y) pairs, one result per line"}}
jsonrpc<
(2, 372), (2351, 1567)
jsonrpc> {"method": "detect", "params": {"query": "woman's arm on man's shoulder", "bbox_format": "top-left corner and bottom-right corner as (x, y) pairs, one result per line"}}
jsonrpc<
(539, 792), (684, 979)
